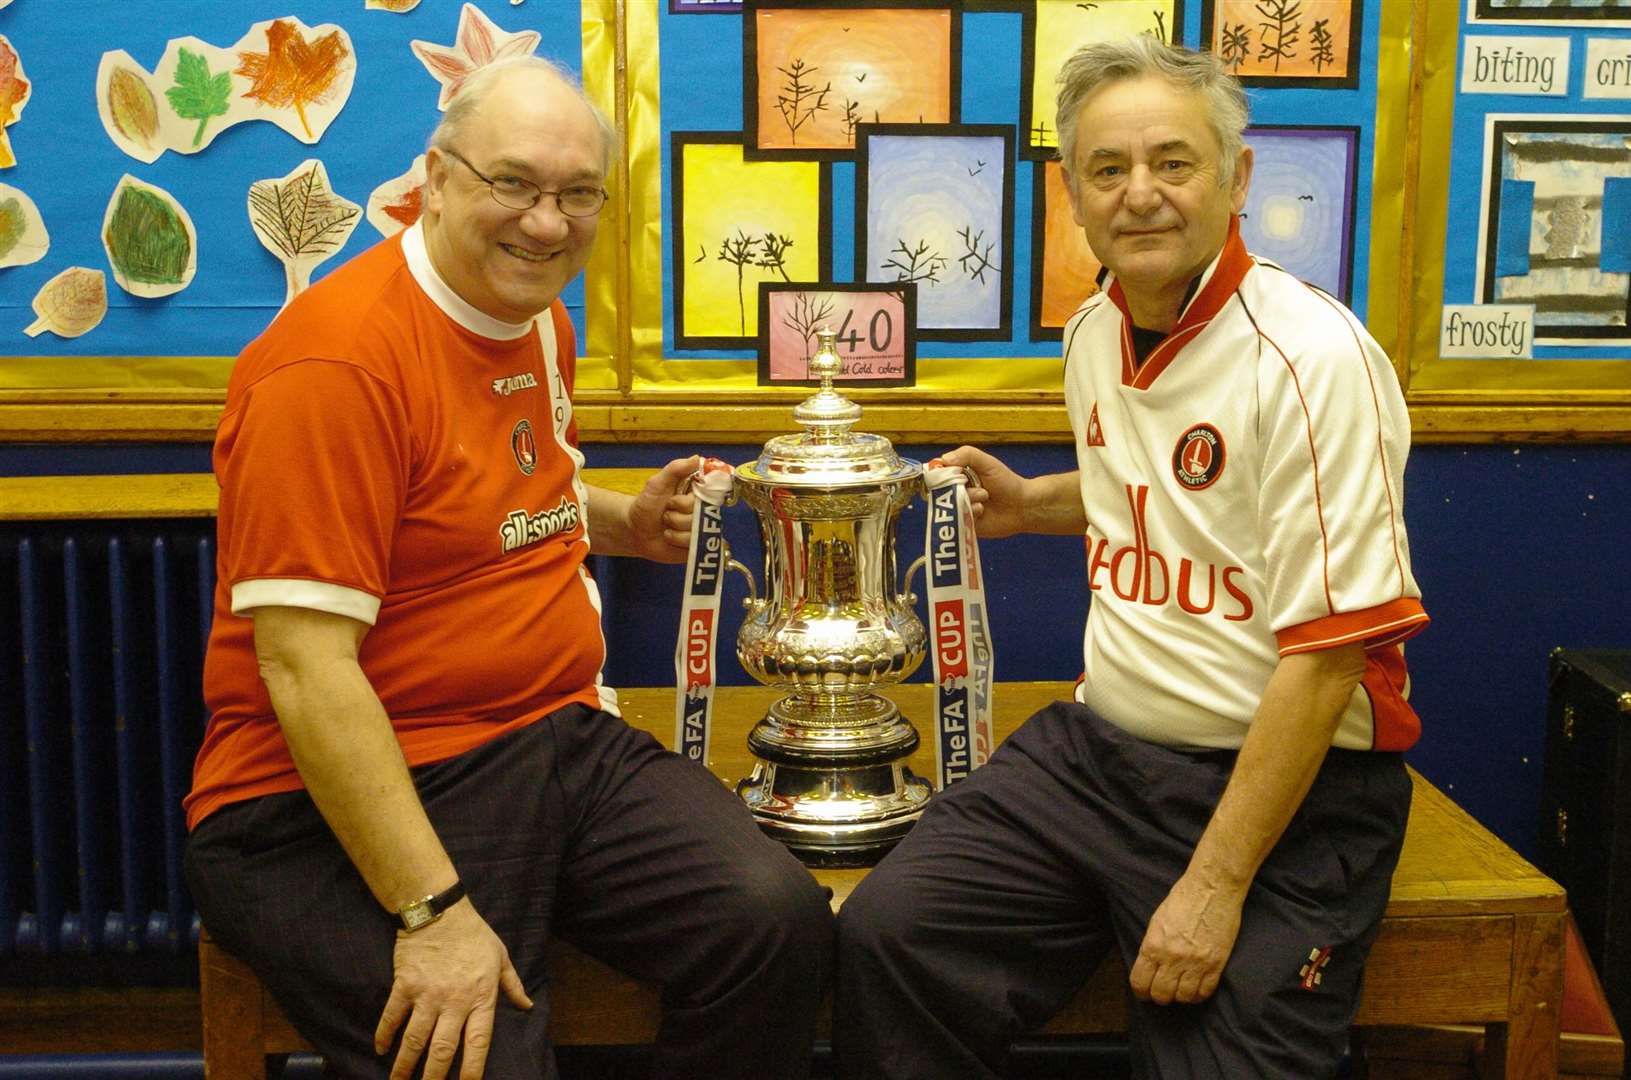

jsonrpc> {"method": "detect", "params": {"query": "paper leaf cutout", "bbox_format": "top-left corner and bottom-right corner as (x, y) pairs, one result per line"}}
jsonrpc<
(26, 267), (108, 339)
(107, 64), (160, 152)
(97, 20), (354, 161)
(248, 158), (361, 304)
(101, 175), (198, 297)
(236, 19), (351, 141)
(367, 154), (426, 237)
(0, 35), (31, 169)
(165, 46), (231, 148)
(411, 3), (540, 110)
(0, 2), (14, 11)
(95, 52), (166, 164)
(367, 0), (423, 10)
(0, 182), (49, 268)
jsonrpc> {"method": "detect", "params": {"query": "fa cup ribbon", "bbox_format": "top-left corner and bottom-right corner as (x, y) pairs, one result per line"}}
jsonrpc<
(923, 461), (995, 790)
(675, 458), (735, 765)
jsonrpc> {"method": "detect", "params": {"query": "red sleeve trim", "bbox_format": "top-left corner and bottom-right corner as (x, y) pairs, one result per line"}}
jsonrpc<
(1276, 597), (1429, 656)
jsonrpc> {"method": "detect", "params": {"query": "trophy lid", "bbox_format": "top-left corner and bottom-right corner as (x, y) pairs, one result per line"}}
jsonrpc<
(739, 327), (920, 488)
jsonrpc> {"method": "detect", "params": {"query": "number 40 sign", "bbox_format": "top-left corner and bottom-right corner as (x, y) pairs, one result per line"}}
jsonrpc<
(757, 282), (917, 387)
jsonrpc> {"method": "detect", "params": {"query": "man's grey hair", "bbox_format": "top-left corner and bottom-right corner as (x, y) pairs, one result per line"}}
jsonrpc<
(428, 55), (617, 174)
(1054, 35), (1249, 188)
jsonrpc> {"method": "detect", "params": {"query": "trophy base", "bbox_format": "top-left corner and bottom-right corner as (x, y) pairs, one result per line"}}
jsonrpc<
(736, 695), (935, 867)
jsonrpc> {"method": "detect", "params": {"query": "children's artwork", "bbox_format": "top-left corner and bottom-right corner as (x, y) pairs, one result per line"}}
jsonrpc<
(1202, 0), (1362, 88)
(1478, 117), (1631, 344)
(248, 158), (362, 306)
(672, 133), (830, 348)
(367, 0), (423, 11)
(101, 175), (197, 297)
(1, 35), (30, 169)
(368, 154), (427, 237)
(1030, 161), (1102, 340)
(0, 181), (48, 268)
(1470, 0), (1631, 26)
(744, 1), (959, 159)
(1022, 0), (1182, 160)
(25, 267), (108, 339)
(411, 3), (540, 110)
(857, 125), (1014, 340)
(1239, 126), (1358, 301)
(96, 18), (355, 163)
(757, 282), (916, 386)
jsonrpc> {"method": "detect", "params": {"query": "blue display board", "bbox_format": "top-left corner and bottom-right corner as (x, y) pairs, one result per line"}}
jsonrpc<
(0, 0), (586, 379)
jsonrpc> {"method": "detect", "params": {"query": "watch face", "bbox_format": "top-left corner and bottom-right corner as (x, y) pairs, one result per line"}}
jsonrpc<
(401, 902), (434, 931)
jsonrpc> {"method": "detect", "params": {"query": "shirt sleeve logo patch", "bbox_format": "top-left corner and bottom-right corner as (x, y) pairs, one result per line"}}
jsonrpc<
(1085, 402), (1106, 448)
(511, 418), (538, 476)
(1172, 423), (1224, 491)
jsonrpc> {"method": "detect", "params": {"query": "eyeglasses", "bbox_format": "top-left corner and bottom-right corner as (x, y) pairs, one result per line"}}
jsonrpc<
(442, 148), (608, 218)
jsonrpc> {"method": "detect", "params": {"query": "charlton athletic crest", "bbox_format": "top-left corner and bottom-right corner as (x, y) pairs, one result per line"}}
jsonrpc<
(1172, 423), (1224, 491)
(511, 418), (538, 476)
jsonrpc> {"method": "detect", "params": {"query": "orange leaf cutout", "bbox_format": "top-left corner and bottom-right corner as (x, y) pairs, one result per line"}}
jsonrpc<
(0, 37), (29, 169)
(383, 185), (423, 228)
(235, 19), (349, 141)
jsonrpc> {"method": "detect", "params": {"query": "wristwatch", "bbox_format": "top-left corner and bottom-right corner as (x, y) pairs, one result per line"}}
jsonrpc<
(394, 880), (466, 933)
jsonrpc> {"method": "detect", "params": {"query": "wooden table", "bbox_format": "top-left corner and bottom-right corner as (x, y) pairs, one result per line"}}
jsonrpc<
(202, 682), (1567, 1080)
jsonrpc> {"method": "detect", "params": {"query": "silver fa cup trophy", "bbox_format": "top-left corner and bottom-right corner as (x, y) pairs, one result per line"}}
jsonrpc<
(676, 327), (995, 866)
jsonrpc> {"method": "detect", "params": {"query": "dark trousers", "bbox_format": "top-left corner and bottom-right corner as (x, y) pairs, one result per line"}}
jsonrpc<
(834, 701), (1411, 1080)
(187, 705), (834, 1080)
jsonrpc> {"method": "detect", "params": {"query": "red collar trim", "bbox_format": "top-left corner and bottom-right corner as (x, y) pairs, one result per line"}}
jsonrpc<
(1106, 216), (1252, 390)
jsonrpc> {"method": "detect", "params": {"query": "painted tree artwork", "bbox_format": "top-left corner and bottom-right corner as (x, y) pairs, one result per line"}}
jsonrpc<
(0, 181), (49, 269)
(0, 35), (31, 169)
(248, 158), (361, 306)
(101, 175), (198, 298)
(95, 18), (355, 162)
(1032, 161), (1102, 338)
(748, 4), (956, 157)
(25, 267), (108, 340)
(411, 3), (541, 111)
(1024, 0), (1181, 160)
(858, 126), (1014, 340)
(236, 19), (352, 142)
(367, 155), (428, 238)
(1202, 0), (1360, 86)
(672, 134), (827, 348)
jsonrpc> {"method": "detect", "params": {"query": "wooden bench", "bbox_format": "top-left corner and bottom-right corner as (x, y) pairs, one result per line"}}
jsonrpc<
(199, 682), (1571, 1080)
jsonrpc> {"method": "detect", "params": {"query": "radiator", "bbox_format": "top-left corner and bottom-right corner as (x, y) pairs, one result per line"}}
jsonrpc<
(0, 522), (213, 958)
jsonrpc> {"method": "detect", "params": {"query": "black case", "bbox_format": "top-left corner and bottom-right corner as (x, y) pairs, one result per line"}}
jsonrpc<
(1540, 647), (1631, 1039)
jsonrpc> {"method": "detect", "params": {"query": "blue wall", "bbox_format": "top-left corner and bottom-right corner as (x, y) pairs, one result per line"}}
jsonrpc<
(4, 438), (1627, 862)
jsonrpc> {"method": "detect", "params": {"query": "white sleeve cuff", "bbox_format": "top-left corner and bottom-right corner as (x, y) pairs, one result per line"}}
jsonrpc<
(230, 578), (382, 625)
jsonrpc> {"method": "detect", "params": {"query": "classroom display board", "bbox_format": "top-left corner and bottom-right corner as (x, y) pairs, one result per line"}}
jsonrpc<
(1404, 0), (1631, 418)
(0, 0), (598, 394)
(647, 0), (1387, 396)
(0, 0), (1624, 438)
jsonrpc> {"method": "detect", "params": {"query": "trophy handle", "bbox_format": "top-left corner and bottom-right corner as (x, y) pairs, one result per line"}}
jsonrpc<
(725, 547), (761, 609)
(900, 554), (927, 606)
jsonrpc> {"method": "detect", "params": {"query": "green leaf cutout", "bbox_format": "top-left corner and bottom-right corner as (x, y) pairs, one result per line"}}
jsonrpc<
(164, 47), (231, 148)
(105, 185), (191, 285)
(0, 197), (23, 261)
